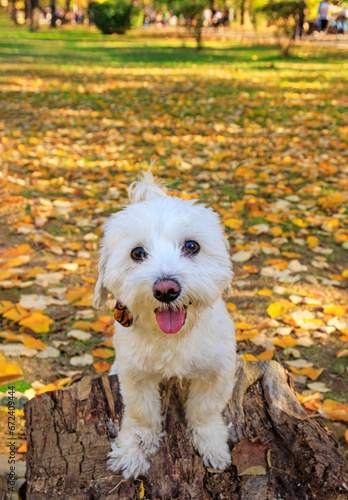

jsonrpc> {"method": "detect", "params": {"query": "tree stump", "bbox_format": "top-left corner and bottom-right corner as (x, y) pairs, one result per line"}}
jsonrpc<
(23, 361), (346, 499)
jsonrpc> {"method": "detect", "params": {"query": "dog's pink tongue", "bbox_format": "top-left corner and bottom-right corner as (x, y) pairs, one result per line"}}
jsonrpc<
(156, 309), (185, 334)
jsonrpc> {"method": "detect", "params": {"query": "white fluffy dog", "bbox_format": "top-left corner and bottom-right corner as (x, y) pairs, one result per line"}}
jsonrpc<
(93, 170), (236, 479)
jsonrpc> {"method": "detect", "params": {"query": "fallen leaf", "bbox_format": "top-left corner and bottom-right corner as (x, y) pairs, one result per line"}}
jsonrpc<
(273, 336), (298, 348)
(318, 399), (348, 423)
(231, 250), (252, 262)
(92, 348), (115, 359)
(289, 366), (323, 381)
(0, 358), (23, 385)
(94, 361), (111, 373)
(323, 305), (346, 317)
(19, 312), (53, 333)
(17, 444), (27, 453)
(231, 438), (270, 476)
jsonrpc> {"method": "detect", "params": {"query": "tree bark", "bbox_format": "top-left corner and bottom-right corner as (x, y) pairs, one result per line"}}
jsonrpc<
(50, 0), (56, 28)
(22, 361), (346, 499)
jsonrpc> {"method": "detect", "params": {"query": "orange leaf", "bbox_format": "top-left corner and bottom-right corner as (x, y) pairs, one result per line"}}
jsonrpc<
(35, 383), (57, 395)
(17, 444), (27, 453)
(257, 350), (274, 360)
(94, 361), (111, 373)
(1, 244), (33, 258)
(345, 429), (348, 446)
(267, 302), (288, 318)
(19, 312), (53, 333)
(101, 338), (114, 348)
(20, 334), (47, 351)
(92, 348), (115, 359)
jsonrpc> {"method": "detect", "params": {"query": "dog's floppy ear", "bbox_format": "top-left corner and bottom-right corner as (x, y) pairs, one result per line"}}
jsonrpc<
(93, 243), (109, 309)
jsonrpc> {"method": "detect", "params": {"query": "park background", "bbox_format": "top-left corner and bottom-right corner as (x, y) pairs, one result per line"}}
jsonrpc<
(0, 0), (347, 492)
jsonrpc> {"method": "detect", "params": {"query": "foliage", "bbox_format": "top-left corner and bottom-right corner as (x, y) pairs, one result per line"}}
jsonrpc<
(91, 0), (141, 35)
(167, 0), (207, 48)
(257, 1), (306, 56)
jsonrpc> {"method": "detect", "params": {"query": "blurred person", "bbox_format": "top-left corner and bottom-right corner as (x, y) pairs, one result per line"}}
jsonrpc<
(318, 0), (333, 30)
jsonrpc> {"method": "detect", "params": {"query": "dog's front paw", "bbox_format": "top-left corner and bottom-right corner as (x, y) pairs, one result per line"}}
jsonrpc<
(190, 418), (231, 471)
(108, 427), (162, 479)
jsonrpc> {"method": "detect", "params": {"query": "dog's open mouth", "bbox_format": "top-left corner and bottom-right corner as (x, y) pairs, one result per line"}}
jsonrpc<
(155, 306), (187, 334)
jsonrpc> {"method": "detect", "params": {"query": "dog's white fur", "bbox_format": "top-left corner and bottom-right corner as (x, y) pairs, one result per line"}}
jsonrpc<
(94, 171), (236, 479)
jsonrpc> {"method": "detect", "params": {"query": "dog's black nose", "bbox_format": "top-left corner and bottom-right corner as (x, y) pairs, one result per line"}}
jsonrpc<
(153, 279), (181, 303)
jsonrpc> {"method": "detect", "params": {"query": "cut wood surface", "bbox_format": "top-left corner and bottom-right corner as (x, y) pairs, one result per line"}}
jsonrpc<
(23, 361), (346, 500)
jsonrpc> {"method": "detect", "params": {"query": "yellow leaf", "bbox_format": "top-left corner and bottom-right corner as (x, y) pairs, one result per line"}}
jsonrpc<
(224, 218), (243, 229)
(319, 399), (348, 423)
(19, 312), (53, 333)
(243, 265), (259, 274)
(345, 429), (348, 445)
(267, 302), (288, 318)
(307, 236), (319, 248)
(282, 252), (302, 259)
(242, 354), (258, 361)
(20, 334), (47, 351)
(92, 348), (115, 359)
(274, 336), (298, 349)
(342, 270), (348, 278)
(73, 321), (92, 331)
(235, 322), (254, 330)
(93, 361), (111, 373)
(3, 304), (29, 322)
(257, 350), (274, 360)
(226, 303), (237, 312)
(0, 301), (14, 314)
(334, 233), (347, 242)
(1, 244), (33, 258)
(0, 359), (23, 385)
(318, 193), (346, 209)
(74, 297), (93, 307)
(138, 480), (145, 500)
(270, 226), (283, 237)
(236, 329), (259, 341)
(258, 289), (273, 296)
(289, 366), (323, 380)
(323, 305), (346, 317)
(292, 218), (307, 228)
(65, 286), (94, 303)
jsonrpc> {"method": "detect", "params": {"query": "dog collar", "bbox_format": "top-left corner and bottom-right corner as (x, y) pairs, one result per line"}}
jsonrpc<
(114, 300), (133, 327)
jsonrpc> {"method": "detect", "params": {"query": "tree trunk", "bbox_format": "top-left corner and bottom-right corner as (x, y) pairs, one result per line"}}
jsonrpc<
(9, 0), (19, 24)
(62, 0), (71, 24)
(29, 0), (40, 32)
(50, 0), (56, 28)
(20, 361), (346, 499)
(240, 0), (245, 26)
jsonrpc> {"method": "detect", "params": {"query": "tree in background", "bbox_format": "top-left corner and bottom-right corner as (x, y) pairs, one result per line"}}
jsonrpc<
(167, 0), (213, 49)
(29, 0), (40, 30)
(257, 0), (306, 56)
(91, 0), (142, 34)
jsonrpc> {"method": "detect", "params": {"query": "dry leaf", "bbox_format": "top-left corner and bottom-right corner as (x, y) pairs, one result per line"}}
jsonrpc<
(92, 348), (115, 359)
(318, 399), (348, 423)
(19, 312), (53, 333)
(94, 361), (111, 373)
(231, 438), (270, 476)
(0, 358), (23, 384)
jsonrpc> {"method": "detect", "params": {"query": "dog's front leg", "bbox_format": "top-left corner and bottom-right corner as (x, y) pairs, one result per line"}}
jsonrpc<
(108, 373), (162, 479)
(186, 373), (233, 470)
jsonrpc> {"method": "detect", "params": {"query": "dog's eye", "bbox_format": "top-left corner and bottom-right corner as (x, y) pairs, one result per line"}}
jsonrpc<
(183, 240), (200, 256)
(131, 247), (147, 262)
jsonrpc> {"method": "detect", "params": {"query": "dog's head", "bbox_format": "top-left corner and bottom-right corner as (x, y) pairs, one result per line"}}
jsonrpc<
(94, 189), (232, 335)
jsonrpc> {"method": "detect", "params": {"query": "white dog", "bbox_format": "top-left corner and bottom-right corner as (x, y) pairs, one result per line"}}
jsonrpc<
(93, 170), (236, 479)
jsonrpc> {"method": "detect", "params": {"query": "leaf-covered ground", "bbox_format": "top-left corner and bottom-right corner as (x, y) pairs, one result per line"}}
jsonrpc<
(0, 16), (347, 467)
